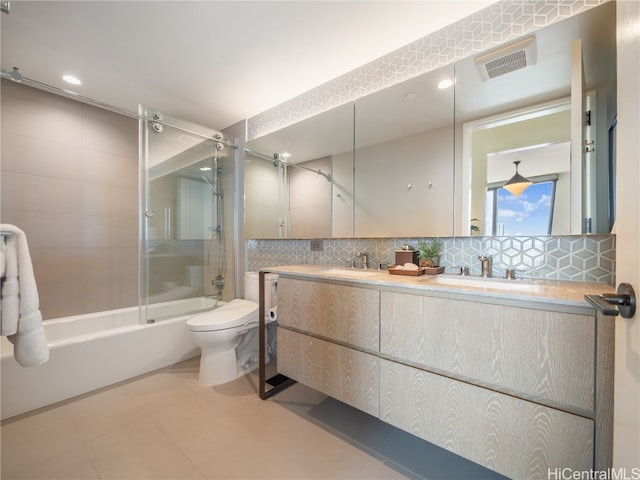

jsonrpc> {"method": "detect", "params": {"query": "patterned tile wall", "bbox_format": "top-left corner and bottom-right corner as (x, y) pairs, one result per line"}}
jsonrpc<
(247, 236), (616, 285)
(247, 0), (609, 140)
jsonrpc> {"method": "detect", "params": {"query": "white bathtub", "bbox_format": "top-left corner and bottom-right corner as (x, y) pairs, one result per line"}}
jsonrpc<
(1, 297), (221, 420)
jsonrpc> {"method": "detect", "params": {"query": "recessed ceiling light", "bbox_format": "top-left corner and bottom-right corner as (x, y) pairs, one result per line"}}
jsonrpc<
(62, 75), (82, 85)
(437, 79), (453, 89)
(199, 167), (212, 171)
(404, 92), (417, 100)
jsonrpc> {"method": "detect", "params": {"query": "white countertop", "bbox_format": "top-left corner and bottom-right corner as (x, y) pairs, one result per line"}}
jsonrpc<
(261, 264), (615, 311)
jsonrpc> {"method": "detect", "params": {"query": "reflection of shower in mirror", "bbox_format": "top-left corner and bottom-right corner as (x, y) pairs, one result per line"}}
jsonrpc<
(272, 153), (332, 182)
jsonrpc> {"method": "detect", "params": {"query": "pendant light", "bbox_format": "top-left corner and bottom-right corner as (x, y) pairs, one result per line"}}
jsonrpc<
(503, 160), (532, 196)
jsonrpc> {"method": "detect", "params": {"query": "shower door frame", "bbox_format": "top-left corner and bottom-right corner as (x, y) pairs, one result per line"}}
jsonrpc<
(138, 106), (241, 324)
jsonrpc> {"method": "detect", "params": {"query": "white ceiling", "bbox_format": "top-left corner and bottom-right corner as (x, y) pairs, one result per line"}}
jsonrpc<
(487, 142), (571, 184)
(0, 0), (498, 131)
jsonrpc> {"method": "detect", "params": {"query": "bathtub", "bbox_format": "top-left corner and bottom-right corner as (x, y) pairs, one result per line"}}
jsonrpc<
(1, 297), (221, 420)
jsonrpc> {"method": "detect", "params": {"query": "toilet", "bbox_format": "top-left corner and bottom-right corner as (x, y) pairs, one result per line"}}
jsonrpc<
(186, 272), (277, 386)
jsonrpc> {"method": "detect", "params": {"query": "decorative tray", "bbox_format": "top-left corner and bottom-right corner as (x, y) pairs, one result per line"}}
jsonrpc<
(388, 265), (445, 276)
(422, 266), (445, 275)
(388, 266), (425, 276)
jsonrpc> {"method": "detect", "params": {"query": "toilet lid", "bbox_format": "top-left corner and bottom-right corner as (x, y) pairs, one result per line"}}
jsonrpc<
(186, 299), (258, 331)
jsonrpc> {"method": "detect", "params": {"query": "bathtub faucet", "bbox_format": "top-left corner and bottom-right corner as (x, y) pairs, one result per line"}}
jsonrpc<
(206, 292), (223, 302)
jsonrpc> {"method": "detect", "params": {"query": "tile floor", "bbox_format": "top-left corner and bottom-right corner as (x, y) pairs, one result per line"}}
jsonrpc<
(1, 357), (506, 479)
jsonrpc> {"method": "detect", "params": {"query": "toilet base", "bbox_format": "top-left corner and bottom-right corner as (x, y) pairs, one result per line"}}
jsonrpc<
(198, 348), (238, 386)
(237, 348), (270, 378)
(196, 330), (271, 386)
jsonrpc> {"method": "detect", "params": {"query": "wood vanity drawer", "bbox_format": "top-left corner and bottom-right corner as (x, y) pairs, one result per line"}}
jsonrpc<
(277, 328), (379, 416)
(379, 359), (593, 479)
(380, 291), (595, 411)
(277, 278), (379, 350)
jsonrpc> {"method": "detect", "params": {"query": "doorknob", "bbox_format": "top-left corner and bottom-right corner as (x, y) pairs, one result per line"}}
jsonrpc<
(585, 283), (636, 318)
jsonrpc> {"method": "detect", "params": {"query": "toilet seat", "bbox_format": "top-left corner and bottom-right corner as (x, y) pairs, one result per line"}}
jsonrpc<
(186, 299), (258, 332)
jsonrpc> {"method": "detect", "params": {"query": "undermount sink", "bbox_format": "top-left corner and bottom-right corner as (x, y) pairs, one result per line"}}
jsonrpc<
(432, 275), (542, 292)
(322, 268), (379, 277)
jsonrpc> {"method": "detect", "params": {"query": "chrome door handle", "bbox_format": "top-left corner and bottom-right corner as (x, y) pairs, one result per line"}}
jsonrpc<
(585, 283), (636, 318)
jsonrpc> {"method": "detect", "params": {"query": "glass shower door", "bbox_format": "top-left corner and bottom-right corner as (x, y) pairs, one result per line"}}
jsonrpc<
(140, 108), (234, 323)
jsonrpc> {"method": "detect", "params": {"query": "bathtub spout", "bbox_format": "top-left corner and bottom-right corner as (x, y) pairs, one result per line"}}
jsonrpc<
(205, 292), (223, 308)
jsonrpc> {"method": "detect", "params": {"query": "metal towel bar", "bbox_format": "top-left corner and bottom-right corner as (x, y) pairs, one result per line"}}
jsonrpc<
(585, 283), (636, 319)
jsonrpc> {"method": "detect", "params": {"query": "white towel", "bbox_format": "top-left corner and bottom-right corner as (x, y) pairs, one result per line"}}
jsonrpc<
(1, 230), (20, 336)
(0, 234), (6, 277)
(0, 224), (49, 367)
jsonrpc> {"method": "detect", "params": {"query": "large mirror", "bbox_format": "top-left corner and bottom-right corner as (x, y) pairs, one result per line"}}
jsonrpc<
(353, 65), (455, 237)
(455, 1), (616, 236)
(244, 1), (616, 239)
(245, 103), (354, 239)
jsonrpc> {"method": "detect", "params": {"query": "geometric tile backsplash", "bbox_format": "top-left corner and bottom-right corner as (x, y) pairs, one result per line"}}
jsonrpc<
(247, 235), (616, 285)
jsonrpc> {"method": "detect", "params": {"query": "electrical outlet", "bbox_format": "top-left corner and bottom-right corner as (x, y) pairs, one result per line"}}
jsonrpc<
(310, 240), (323, 252)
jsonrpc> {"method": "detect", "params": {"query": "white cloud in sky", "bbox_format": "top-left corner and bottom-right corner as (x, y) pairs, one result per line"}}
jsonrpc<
(498, 190), (551, 221)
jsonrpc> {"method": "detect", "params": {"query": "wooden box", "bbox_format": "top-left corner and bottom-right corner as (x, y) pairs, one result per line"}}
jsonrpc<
(395, 250), (418, 266)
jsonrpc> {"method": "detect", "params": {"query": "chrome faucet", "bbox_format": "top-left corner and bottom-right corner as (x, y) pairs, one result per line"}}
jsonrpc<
(478, 255), (492, 278)
(355, 252), (369, 269)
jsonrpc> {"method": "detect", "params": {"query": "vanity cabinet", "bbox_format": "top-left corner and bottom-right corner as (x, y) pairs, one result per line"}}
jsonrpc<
(276, 277), (379, 350)
(380, 291), (595, 411)
(379, 290), (601, 478)
(379, 359), (593, 478)
(278, 330), (379, 416)
(273, 271), (612, 479)
(276, 278), (380, 416)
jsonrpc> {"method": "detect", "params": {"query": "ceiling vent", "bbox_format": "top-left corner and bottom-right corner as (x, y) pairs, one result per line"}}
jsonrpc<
(475, 36), (537, 81)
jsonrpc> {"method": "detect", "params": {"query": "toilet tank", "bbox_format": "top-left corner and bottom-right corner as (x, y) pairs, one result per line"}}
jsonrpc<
(244, 272), (278, 308)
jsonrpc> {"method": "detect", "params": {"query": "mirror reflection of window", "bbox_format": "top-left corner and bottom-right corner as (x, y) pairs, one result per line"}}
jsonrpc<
(485, 141), (570, 236)
(458, 1), (615, 237)
(485, 181), (556, 236)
